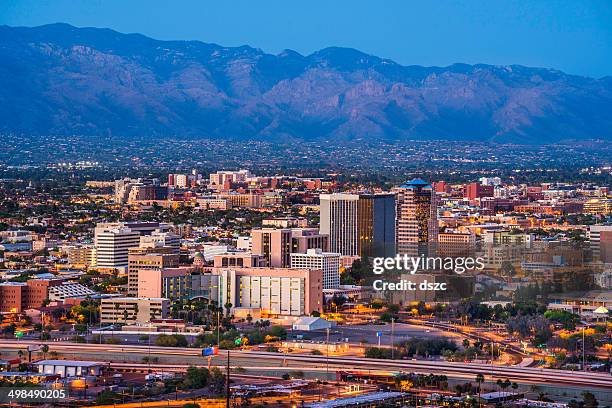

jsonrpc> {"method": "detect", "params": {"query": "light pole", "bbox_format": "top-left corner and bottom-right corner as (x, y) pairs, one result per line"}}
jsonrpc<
(391, 318), (395, 359)
(226, 350), (231, 408)
(326, 327), (330, 377)
(582, 325), (586, 372)
(217, 281), (222, 349)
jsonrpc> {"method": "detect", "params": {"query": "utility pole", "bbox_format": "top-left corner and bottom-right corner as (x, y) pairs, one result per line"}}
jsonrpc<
(582, 326), (586, 372)
(217, 309), (221, 349)
(391, 318), (395, 359)
(226, 350), (231, 408)
(217, 283), (222, 349)
(326, 327), (330, 377)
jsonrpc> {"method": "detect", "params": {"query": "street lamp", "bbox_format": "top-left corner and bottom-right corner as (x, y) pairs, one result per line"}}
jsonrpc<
(326, 327), (330, 377)
(391, 318), (395, 359)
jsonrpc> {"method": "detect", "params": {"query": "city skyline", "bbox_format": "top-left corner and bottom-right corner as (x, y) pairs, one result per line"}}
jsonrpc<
(0, 3), (611, 407)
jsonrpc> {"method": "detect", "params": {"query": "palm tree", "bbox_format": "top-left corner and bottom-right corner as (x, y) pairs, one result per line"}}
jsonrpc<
(114, 303), (120, 325)
(501, 379), (511, 393)
(463, 338), (470, 348)
(475, 373), (485, 405)
(40, 344), (49, 360)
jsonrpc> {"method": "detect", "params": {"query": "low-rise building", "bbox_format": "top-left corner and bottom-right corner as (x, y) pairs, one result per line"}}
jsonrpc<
(34, 360), (105, 378)
(100, 297), (170, 324)
(212, 267), (323, 317)
(48, 282), (97, 302)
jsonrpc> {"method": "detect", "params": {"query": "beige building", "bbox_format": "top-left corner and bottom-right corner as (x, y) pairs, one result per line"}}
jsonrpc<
(137, 266), (192, 300)
(212, 267), (323, 317)
(290, 228), (329, 253)
(251, 228), (328, 267)
(251, 228), (292, 267)
(437, 231), (476, 257)
(127, 253), (180, 296)
(583, 199), (612, 216)
(100, 297), (170, 324)
(67, 246), (96, 267)
(213, 253), (266, 268)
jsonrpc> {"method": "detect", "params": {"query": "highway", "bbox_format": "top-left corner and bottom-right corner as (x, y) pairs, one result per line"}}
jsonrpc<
(2, 340), (611, 390)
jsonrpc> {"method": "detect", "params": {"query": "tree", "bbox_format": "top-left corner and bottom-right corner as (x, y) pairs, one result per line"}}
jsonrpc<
(500, 261), (516, 280)
(210, 367), (226, 394)
(182, 366), (210, 389)
(40, 344), (49, 359)
(463, 339), (470, 348)
(224, 302), (233, 317)
(96, 390), (120, 405)
(155, 334), (188, 347)
(475, 373), (484, 401)
(582, 392), (599, 408)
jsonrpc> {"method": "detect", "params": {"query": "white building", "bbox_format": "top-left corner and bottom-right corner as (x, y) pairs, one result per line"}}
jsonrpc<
(319, 194), (359, 256)
(292, 316), (334, 331)
(290, 248), (341, 289)
(94, 228), (140, 271)
(48, 282), (97, 302)
(202, 244), (231, 262)
(208, 170), (253, 188)
(236, 236), (252, 251)
(94, 222), (168, 271)
(35, 360), (105, 378)
(212, 267), (323, 317)
(139, 230), (181, 253)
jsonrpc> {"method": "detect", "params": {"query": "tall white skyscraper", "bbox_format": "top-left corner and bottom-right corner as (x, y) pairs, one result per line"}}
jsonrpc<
(320, 194), (359, 256)
(94, 227), (140, 270)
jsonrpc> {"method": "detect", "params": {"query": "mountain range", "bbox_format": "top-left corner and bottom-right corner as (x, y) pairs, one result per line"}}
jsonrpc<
(1, 23), (611, 144)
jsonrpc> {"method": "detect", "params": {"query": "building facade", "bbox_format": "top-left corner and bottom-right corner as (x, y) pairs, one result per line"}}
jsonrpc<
(394, 179), (438, 256)
(100, 297), (170, 324)
(290, 248), (341, 289)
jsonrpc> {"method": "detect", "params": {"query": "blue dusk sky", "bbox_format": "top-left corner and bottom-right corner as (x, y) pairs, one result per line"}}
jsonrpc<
(1, 0), (611, 77)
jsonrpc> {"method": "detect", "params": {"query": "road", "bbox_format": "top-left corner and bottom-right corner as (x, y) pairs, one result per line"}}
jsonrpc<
(2, 340), (611, 391)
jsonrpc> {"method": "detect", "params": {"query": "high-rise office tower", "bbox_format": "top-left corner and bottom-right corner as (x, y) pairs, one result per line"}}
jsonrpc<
(320, 193), (395, 257)
(357, 194), (396, 258)
(94, 227), (140, 270)
(394, 179), (438, 256)
(320, 194), (359, 256)
(94, 222), (171, 271)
